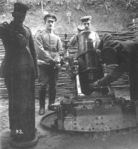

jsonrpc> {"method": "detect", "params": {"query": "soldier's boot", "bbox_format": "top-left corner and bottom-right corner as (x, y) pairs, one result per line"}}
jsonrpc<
(48, 88), (56, 110)
(38, 85), (46, 115)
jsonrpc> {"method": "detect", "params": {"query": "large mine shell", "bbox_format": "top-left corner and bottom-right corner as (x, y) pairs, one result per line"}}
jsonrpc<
(10, 46), (36, 142)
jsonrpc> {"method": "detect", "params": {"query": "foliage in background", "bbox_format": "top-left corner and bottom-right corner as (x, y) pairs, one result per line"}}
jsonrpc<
(0, 0), (138, 14)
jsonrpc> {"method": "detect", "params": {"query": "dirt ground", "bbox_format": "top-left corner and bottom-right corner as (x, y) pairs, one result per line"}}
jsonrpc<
(1, 88), (138, 149)
(1, 2), (138, 149)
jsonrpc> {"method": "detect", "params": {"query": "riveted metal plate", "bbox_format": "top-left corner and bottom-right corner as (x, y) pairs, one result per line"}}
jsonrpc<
(64, 105), (137, 132)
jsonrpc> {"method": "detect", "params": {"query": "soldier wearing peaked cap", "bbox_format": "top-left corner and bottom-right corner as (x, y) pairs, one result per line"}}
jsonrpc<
(0, 2), (38, 146)
(69, 15), (100, 47)
(43, 13), (57, 22)
(69, 16), (103, 95)
(80, 15), (92, 22)
(34, 13), (63, 115)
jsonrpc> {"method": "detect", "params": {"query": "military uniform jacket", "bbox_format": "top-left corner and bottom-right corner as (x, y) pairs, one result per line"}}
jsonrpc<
(34, 29), (63, 64)
(97, 33), (138, 86)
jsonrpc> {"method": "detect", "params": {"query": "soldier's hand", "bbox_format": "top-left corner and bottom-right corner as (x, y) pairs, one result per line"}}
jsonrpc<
(50, 59), (56, 67)
(54, 54), (61, 69)
(89, 80), (99, 88)
(55, 62), (61, 69)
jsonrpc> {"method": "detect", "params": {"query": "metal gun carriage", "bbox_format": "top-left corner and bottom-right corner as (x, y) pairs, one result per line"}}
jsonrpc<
(40, 31), (138, 132)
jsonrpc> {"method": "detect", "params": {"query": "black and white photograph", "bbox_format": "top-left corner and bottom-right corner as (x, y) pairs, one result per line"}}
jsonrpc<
(1, 0), (138, 149)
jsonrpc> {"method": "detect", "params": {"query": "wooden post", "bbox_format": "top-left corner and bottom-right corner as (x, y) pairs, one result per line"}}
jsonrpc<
(7, 0), (9, 5)
(41, 0), (43, 13)
(66, 11), (71, 24)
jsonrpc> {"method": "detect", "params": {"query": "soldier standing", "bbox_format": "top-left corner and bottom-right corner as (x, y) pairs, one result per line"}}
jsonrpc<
(69, 16), (102, 95)
(69, 16), (100, 47)
(35, 13), (63, 115)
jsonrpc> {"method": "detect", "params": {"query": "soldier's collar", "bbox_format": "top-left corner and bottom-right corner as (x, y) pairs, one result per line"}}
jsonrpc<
(45, 28), (54, 33)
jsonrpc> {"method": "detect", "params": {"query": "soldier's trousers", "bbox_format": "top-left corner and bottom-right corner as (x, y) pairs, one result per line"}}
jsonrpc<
(38, 64), (59, 107)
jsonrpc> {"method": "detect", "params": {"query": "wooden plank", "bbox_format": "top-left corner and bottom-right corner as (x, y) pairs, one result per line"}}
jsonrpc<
(1, 29), (137, 100)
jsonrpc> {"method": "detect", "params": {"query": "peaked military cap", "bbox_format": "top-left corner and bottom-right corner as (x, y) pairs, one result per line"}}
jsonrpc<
(14, 2), (29, 13)
(80, 15), (92, 22)
(44, 13), (57, 22)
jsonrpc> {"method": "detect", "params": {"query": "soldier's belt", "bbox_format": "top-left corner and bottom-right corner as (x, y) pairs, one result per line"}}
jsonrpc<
(44, 47), (57, 53)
